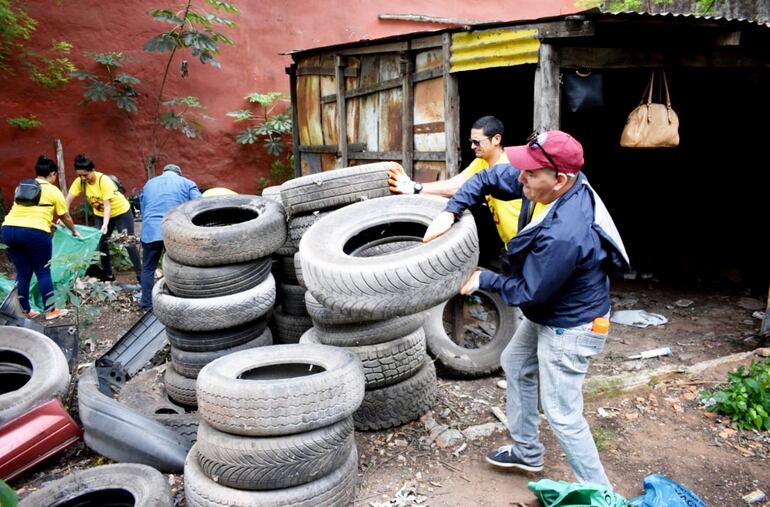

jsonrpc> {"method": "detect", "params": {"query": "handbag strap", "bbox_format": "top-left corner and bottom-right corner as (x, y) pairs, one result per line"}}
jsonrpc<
(661, 70), (672, 108)
(641, 71), (655, 105)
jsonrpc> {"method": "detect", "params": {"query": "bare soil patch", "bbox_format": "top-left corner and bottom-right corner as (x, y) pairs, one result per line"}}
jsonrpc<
(6, 275), (770, 506)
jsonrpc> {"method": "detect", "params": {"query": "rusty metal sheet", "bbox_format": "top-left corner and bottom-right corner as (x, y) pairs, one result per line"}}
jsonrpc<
(414, 77), (445, 152)
(378, 53), (402, 152)
(414, 161), (445, 183)
(358, 56), (380, 151)
(319, 55), (338, 146)
(415, 48), (443, 72)
(300, 152), (322, 176)
(450, 27), (539, 73)
(321, 153), (337, 172)
(297, 55), (324, 146)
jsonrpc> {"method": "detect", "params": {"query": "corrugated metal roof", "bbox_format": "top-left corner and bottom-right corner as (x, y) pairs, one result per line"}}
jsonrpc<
(602, 9), (770, 28)
(450, 27), (539, 73)
(286, 9), (770, 57)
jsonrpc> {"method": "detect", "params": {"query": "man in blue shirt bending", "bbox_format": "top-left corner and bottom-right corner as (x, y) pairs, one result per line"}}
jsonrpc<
(139, 164), (202, 311)
(423, 131), (630, 489)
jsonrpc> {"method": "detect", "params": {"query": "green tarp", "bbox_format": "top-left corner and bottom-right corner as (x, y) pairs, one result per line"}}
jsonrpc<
(0, 225), (101, 312)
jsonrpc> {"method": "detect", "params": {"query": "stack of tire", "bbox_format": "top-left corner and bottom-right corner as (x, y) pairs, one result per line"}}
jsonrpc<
(152, 195), (286, 408)
(184, 343), (365, 506)
(265, 162), (397, 345)
(296, 193), (480, 431)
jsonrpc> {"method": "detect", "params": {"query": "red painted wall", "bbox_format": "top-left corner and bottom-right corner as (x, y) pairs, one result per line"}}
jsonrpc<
(1, 0), (579, 205)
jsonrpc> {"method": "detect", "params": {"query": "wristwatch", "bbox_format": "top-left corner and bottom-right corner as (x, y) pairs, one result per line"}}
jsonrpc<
(413, 182), (423, 194)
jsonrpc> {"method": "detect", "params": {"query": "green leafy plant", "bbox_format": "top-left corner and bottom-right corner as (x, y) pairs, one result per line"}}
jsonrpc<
(143, 0), (238, 177)
(228, 91), (293, 185)
(6, 114), (40, 129)
(0, 478), (18, 507)
(51, 250), (118, 341)
(701, 359), (770, 430)
(71, 52), (141, 113)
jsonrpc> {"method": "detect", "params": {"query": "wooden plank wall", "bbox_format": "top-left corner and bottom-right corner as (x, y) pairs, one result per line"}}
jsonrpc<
(413, 48), (446, 182)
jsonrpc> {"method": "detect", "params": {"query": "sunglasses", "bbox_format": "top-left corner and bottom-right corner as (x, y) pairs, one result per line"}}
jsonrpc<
(527, 132), (560, 177)
(469, 136), (489, 147)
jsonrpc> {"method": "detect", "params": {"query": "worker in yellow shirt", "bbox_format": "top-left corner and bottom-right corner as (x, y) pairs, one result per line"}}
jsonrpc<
(1, 156), (80, 320)
(65, 154), (141, 282)
(388, 116), (544, 267)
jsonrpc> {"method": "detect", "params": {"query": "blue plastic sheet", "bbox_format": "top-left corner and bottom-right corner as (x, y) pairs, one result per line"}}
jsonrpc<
(629, 474), (707, 507)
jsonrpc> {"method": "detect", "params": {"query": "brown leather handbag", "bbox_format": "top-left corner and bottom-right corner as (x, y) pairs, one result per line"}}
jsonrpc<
(620, 70), (680, 148)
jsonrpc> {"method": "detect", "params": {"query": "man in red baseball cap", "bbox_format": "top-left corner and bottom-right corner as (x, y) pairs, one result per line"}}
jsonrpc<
(423, 130), (630, 489)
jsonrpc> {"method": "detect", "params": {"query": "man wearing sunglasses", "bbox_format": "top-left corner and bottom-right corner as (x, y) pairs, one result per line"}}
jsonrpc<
(388, 116), (544, 266)
(423, 130), (630, 489)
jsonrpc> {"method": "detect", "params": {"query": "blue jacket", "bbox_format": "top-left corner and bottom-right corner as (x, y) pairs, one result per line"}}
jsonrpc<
(445, 164), (630, 328)
(140, 172), (202, 243)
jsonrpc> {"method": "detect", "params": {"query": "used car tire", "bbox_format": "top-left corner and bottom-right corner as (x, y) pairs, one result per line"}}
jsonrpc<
(185, 443), (357, 507)
(298, 194), (479, 320)
(424, 290), (522, 377)
(196, 344), (365, 436)
(279, 161), (395, 218)
(162, 195), (286, 267)
(162, 254), (272, 298)
(153, 275), (276, 332)
(195, 417), (354, 490)
(165, 316), (268, 352)
(0, 326), (70, 424)
(19, 463), (172, 506)
(170, 329), (273, 378)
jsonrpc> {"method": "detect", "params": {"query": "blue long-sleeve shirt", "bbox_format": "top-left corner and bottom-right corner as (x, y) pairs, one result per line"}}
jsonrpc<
(140, 172), (202, 243)
(445, 164), (630, 328)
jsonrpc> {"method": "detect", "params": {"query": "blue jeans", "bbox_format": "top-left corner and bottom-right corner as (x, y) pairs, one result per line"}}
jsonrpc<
(501, 316), (611, 488)
(140, 241), (164, 311)
(1, 225), (55, 313)
(94, 211), (141, 279)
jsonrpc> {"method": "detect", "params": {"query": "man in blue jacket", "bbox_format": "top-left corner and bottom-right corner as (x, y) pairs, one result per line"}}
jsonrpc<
(423, 131), (630, 488)
(139, 164), (202, 311)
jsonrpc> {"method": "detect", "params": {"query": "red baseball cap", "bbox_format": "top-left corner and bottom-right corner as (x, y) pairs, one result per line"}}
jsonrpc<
(504, 130), (584, 174)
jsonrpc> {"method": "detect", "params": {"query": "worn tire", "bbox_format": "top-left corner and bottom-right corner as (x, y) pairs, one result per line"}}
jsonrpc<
(311, 312), (424, 347)
(185, 443), (357, 507)
(162, 195), (286, 266)
(354, 357), (437, 431)
(302, 327), (426, 389)
(195, 417), (354, 490)
(196, 344), (365, 436)
(170, 329), (273, 378)
(19, 463), (172, 507)
(164, 363), (198, 407)
(261, 185), (283, 203)
(425, 290), (522, 377)
(278, 283), (308, 316)
(275, 211), (331, 256)
(279, 161), (396, 218)
(0, 327), (70, 424)
(299, 194), (479, 320)
(165, 316), (268, 352)
(304, 291), (374, 325)
(271, 308), (312, 344)
(153, 274), (276, 332)
(162, 254), (272, 298)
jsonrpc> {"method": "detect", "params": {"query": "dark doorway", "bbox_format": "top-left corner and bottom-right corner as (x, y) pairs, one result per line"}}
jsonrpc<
(562, 67), (770, 293)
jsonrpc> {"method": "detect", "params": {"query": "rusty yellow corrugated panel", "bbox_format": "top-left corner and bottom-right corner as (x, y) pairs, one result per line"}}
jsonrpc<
(450, 28), (540, 73)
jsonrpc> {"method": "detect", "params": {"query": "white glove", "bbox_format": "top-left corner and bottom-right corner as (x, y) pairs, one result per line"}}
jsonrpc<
(460, 270), (481, 295)
(387, 166), (416, 194)
(423, 211), (455, 243)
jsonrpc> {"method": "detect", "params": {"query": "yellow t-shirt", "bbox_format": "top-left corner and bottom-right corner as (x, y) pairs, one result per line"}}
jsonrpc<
(68, 171), (130, 217)
(2, 179), (68, 233)
(460, 155), (545, 245)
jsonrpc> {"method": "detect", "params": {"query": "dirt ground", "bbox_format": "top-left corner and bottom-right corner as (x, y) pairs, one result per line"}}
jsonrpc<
(5, 263), (770, 506)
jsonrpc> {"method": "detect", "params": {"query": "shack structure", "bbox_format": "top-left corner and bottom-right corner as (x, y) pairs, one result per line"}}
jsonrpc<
(287, 10), (770, 286)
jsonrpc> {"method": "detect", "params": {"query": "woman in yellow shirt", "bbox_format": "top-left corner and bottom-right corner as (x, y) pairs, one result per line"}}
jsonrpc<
(1, 156), (80, 319)
(65, 154), (141, 282)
